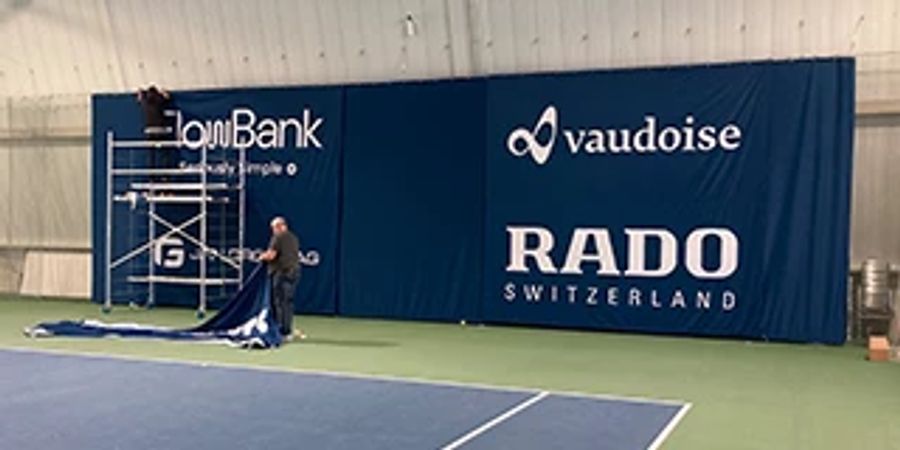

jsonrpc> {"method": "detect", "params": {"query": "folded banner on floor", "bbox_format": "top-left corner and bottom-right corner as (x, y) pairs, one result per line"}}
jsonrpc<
(26, 265), (281, 348)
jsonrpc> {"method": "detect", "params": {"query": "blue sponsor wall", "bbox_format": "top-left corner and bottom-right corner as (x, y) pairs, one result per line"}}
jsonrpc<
(92, 57), (853, 344)
(339, 80), (485, 321)
(483, 60), (854, 344)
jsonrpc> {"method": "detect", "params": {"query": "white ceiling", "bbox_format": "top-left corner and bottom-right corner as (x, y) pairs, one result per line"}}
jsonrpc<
(0, 0), (897, 103)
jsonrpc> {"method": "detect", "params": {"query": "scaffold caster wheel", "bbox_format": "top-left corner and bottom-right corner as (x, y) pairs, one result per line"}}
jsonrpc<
(196, 310), (206, 320)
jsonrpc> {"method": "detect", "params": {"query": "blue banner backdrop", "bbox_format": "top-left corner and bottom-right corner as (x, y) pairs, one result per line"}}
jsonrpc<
(92, 87), (343, 314)
(483, 59), (854, 344)
(91, 58), (854, 344)
(339, 80), (485, 321)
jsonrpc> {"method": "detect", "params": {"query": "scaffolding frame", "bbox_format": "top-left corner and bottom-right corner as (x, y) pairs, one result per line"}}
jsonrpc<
(103, 128), (245, 317)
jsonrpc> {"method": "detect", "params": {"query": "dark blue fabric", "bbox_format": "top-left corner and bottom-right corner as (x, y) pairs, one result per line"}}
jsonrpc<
(0, 350), (681, 450)
(29, 265), (282, 348)
(91, 95), (143, 309)
(92, 87), (343, 314)
(339, 80), (485, 321)
(483, 58), (854, 344)
(91, 58), (854, 344)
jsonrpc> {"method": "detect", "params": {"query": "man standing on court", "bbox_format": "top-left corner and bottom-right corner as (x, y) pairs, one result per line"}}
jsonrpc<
(259, 217), (303, 342)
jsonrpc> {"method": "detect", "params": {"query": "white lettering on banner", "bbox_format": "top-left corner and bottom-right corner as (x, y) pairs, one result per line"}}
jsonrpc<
(503, 282), (739, 312)
(153, 237), (185, 269)
(628, 288), (641, 306)
(624, 229), (678, 277)
(151, 238), (322, 269)
(560, 229), (619, 276)
(178, 161), (300, 179)
(506, 226), (739, 280)
(607, 287), (618, 306)
(175, 108), (324, 151)
(506, 227), (557, 273)
(685, 228), (739, 279)
(506, 105), (742, 165)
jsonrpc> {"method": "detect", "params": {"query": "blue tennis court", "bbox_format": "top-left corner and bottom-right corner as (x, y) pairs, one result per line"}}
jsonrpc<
(0, 348), (688, 450)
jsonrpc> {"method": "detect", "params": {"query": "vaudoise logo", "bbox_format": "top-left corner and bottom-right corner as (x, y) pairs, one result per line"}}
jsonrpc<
(506, 104), (744, 165)
(502, 104), (744, 313)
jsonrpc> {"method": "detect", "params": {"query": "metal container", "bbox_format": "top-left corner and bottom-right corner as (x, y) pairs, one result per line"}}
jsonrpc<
(891, 295), (900, 346)
(861, 259), (892, 311)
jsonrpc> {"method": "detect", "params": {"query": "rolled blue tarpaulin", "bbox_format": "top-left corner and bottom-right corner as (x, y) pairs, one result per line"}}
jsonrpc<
(25, 265), (282, 349)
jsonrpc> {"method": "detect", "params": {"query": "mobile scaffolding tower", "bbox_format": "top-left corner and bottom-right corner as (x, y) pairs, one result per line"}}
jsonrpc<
(103, 125), (246, 318)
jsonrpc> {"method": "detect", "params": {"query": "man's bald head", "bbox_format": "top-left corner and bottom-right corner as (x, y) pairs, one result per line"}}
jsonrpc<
(270, 216), (288, 235)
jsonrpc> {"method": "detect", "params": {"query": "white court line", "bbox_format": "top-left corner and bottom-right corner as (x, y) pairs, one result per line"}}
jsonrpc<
(441, 391), (550, 450)
(0, 345), (687, 407)
(647, 402), (693, 450)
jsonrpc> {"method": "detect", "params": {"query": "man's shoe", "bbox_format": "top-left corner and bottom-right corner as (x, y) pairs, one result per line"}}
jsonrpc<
(293, 330), (307, 340)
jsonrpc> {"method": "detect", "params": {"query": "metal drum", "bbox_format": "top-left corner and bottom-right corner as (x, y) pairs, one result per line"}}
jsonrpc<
(861, 259), (893, 311)
(891, 307), (900, 346)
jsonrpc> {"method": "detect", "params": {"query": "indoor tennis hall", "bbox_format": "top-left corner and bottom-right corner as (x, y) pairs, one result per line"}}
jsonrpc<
(1, 1), (899, 449)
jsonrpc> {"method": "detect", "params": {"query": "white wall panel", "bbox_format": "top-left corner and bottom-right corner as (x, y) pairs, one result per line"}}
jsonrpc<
(713, 0), (742, 62)
(687, 0), (716, 62)
(583, 0), (614, 68)
(444, 0), (474, 77)
(401, 0), (434, 79)
(740, 0), (774, 60)
(534, 0), (560, 72)
(772, 0), (803, 58)
(660, 0), (692, 65)
(296, 0), (329, 85)
(852, 116), (900, 264)
(485, 0), (517, 74)
(337, 0), (368, 83)
(635, 0), (663, 67)
(413, 0), (443, 77)
(0, 101), (10, 245)
(0, 95), (89, 249)
(608, 0), (638, 68)
(19, 250), (91, 297)
(6, 142), (89, 248)
(509, 0), (538, 73)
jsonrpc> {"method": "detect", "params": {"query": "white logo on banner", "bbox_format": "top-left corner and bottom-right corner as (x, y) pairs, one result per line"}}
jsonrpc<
(506, 105), (743, 165)
(154, 237), (186, 269)
(502, 226), (740, 312)
(153, 240), (322, 270)
(505, 226), (739, 279)
(175, 108), (325, 151)
(507, 105), (558, 165)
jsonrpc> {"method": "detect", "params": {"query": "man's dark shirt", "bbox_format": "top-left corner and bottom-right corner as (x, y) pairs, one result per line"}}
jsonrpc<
(267, 230), (300, 275)
(139, 87), (169, 128)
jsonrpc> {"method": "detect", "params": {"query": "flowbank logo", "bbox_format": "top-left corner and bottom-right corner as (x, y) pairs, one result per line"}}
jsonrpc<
(506, 105), (743, 165)
(173, 108), (325, 151)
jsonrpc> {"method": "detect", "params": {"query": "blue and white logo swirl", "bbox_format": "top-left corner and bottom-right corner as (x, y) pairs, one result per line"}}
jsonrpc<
(506, 105), (558, 165)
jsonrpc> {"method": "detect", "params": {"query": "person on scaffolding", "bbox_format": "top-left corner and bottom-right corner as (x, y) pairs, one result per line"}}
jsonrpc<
(136, 84), (173, 185)
(259, 216), (305, 342)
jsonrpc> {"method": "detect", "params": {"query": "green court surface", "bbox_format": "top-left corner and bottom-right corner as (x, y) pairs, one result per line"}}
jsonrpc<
(1, 296), (898, 450)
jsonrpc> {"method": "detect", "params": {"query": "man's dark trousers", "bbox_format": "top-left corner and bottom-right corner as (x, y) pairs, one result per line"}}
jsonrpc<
(271, 270), (299, 336)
